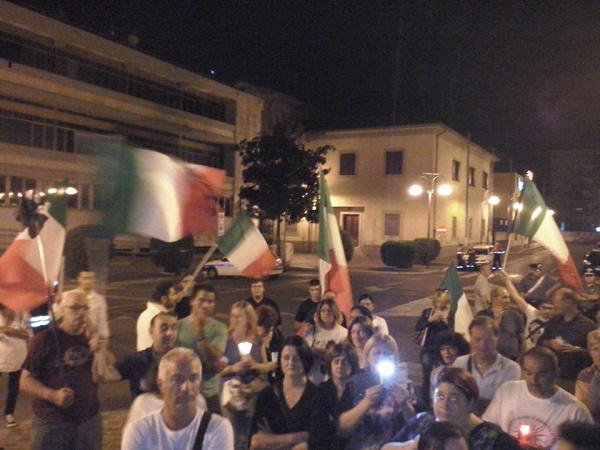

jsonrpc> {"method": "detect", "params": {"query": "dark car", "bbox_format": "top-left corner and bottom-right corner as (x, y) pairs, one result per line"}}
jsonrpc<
(583, 248), (600, 276)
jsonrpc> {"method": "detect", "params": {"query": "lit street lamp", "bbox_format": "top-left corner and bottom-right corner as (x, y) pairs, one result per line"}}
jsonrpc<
(408, 173), (453, 239)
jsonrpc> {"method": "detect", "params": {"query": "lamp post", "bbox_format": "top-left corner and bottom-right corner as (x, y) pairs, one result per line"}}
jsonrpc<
(409, 173), (453, 239)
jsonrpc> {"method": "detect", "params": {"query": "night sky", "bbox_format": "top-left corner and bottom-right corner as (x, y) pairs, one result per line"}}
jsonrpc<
(11, 0), (600, 183)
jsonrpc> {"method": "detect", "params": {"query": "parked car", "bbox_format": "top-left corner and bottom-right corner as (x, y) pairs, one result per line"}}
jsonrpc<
(456, 244), (493, 271)
(202, 253), (284, 279)
(583, 248), (600, 276)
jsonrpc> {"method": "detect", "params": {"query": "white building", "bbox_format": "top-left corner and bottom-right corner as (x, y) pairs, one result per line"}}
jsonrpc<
(290, 124), (500, 255)
(0, 1), (262, 247)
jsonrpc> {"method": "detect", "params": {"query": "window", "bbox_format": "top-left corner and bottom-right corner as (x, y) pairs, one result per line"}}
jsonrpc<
(452, 160), (461, 181)
(451, 216), (457, 239)
(468, 167), (475, 187)
(384, 213), (400, 237)
(385, 151), (403, 175)
(339, 153), (356, 175)
(482, 171), (489, 190)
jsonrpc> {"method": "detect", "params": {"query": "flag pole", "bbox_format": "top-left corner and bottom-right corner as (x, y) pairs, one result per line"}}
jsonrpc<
(189, 243), (218, 283)
(503, 232), (514, 271)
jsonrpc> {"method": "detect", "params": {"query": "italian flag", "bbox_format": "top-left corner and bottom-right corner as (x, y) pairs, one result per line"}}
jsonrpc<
(106, 146), (225, 242)
(442, 265), (473, 340)
(0, 195), (67, 312)
(318, 171), (353, 321)
(512, 180), (583, 292)
(217, 212), (277, 279)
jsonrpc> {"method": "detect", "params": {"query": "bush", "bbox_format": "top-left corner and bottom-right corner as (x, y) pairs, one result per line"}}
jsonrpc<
(413, 238), (441, 265)
(380, 240), (416, 268)
(149, 235), (194, 275)
(64, 225), (114, 279)
(339, 228), (354, 263)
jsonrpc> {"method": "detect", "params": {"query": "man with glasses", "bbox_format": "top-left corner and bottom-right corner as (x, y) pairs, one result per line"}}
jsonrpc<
(575, 268), (600, 320)
(20, 290), (103, 450)
(499, 271), (556, 350)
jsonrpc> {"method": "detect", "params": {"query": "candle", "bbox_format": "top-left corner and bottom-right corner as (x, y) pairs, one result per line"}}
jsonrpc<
(376, 359), (395, 385)
(518, 424), (532, 445)
(238, 341), (252, 357)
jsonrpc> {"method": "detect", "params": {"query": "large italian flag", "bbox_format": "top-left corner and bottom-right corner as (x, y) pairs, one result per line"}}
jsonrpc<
(217, 212), (277, 279)
(318, 171), (353, 321)
(512, 179), (583, 292)
(106, 146), (225, 242)
(0, 195), (66, 312)
(441, 265), (473, 340)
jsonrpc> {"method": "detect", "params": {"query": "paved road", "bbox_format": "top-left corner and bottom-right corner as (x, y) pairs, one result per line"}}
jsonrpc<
(0, 242), (593, 449)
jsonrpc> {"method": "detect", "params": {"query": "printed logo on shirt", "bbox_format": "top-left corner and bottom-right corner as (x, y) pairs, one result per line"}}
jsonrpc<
(507, 416), (555, 448)
(63, 346), (92, 367)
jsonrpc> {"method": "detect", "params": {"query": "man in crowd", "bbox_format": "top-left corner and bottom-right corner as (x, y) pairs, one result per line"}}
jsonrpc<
(473, 263), (493, 313)
(101, 312), (178, 398)
(519, 263), (560, 308)
(294, 278), (321, 331)
(244, 280), (281, 326)
(20, 290), (102, 450)
(539, 288), (596, 393)
(453, 316), (521, 416)
(136, 281), (179, 351)
(575, 268), (600, 320)
(176, 284), (227, 413)
(121, 347), (233, 449)
(75, 270), (110, 342)
(174, 273), (197, 320)
(500, 270), (556, 350)
(483, 347), (593, 449)
(358, 293), (389, 335)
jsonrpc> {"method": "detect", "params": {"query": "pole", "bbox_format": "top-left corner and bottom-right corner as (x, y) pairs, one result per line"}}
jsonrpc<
(427, 189), (433, 240)
(189, 243), (218, 282)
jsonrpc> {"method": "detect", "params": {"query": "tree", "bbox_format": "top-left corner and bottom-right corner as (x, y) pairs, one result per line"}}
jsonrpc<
(238, 121), (333, 255)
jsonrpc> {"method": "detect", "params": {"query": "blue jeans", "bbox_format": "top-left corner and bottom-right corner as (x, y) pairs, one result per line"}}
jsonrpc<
(31, 413), (102, 450)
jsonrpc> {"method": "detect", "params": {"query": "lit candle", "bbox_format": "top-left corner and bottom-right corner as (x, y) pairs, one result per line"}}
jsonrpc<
(376, 359), (395, 385)
(238, 341), (252, 358)
(519, 424), (532, 445)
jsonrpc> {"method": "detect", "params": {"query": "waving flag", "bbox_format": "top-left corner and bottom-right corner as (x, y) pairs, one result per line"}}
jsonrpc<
(441, 265), (473, 339)
(103, 145), (225, 242)
(0, 194), (66, 312)
(512, 180), (582, 292)
(318, 171), (353, 321)
(217, 212), (277, 279)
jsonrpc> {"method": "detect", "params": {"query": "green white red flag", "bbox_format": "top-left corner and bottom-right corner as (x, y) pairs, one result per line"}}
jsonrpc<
(512, 179), (583, 292)
(217, 212), (277, 279)
(441, 264), (473, 340)
(104, 146), (225, 242)
(318, 171), (353, 321)
(0, 195), (67, 312)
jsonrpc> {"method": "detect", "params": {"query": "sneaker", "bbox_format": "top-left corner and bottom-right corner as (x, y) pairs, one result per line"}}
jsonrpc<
(5, 415), (16, 428)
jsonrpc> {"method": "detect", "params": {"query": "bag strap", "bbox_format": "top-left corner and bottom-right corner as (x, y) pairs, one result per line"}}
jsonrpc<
(526, 276), (545, 296)
(193, 411), (213, 450)
(467, 356), (473, 374)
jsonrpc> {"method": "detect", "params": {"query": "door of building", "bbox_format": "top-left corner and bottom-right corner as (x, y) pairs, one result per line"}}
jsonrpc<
(342, 213), (360, 247)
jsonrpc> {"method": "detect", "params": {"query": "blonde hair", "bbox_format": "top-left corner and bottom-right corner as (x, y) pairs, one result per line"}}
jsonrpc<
(363, 332), (400, 366)
(432, 290), (450, 310)
(588, 329), (600, 348)
(228, 301), (259, 343)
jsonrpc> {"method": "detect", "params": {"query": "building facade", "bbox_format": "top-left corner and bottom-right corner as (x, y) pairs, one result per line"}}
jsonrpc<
(0, 1), (262, 246)
(288, 124), (499, 254)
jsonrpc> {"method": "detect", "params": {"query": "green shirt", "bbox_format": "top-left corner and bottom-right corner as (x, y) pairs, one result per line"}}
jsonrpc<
(176, 317), (227, 398)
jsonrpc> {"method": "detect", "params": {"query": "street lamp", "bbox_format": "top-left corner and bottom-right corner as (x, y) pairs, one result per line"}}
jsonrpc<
(408, 173), (453, 239)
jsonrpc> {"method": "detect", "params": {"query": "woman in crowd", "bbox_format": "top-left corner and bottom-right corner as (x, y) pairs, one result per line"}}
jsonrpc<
(415, 289), (452, 406)
(0, 304), (31, 428)
(221, 301), (275, 450)
(339, 333), (416, 450)
(304, 299), (348, 384)
(250, 335), (330, 449)
(318, 342), (361, 449)
(347, 316), (375, 370)
(417, 421), (470, 450)
(382, 367), (520, 450)
(429, 331), (470, 386)
(575, 328), (600, 423)
(255, 304), (284, 383)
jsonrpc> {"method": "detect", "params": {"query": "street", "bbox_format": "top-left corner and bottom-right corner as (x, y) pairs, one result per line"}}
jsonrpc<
(0, 241), (594, 447)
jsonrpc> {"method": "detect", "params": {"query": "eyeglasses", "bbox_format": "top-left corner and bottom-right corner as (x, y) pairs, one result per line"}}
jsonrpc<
(320, 308), (333, 314)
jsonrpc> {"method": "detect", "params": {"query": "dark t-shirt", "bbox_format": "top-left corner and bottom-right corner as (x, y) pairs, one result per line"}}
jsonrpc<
(519, 275), (557, 306)
(295, 298), (320, 325)
(244, 296), (282, 326)
(23, 327), (99, 424)
(538, 313), (596, 380)
(114, 347), (158, 397)
(174, 295), (192, 320)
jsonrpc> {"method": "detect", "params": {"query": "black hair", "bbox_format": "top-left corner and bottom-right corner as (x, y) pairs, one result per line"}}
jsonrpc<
(358, 293), (374, 302)
(189, 283), (216, 300)
(278, 335), (313, 375)
(309, 279), (320, 287)
(557, 421), (600, 449)
(151, 281), (175, 303)
(326, 342), (360, 378)
(350, 305), (373, 320)
(418, 421), (471, 450)
(434, 331), (470, 359)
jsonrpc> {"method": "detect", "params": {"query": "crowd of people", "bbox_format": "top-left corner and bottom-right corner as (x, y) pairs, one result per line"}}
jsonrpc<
(3, 260), (600, 450)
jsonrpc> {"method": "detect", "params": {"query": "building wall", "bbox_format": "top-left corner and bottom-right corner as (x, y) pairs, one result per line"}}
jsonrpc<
(288, 124), (498, 254)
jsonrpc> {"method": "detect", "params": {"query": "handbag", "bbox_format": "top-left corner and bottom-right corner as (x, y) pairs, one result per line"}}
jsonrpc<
(412, 309), (431, 346)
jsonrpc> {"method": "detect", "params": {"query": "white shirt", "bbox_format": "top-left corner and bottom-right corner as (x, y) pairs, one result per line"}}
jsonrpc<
(87, 290), (110, 338)
(305, 323), (348, 384)
(473, 273), (492, 313)
(453, 353), (521, 401)
(372, 315), (389, 335)
(136, 302), (167, 351)
(483, 380), (593, 448)
(121, 407), (233, 450)
(125, 392), (208, 427)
